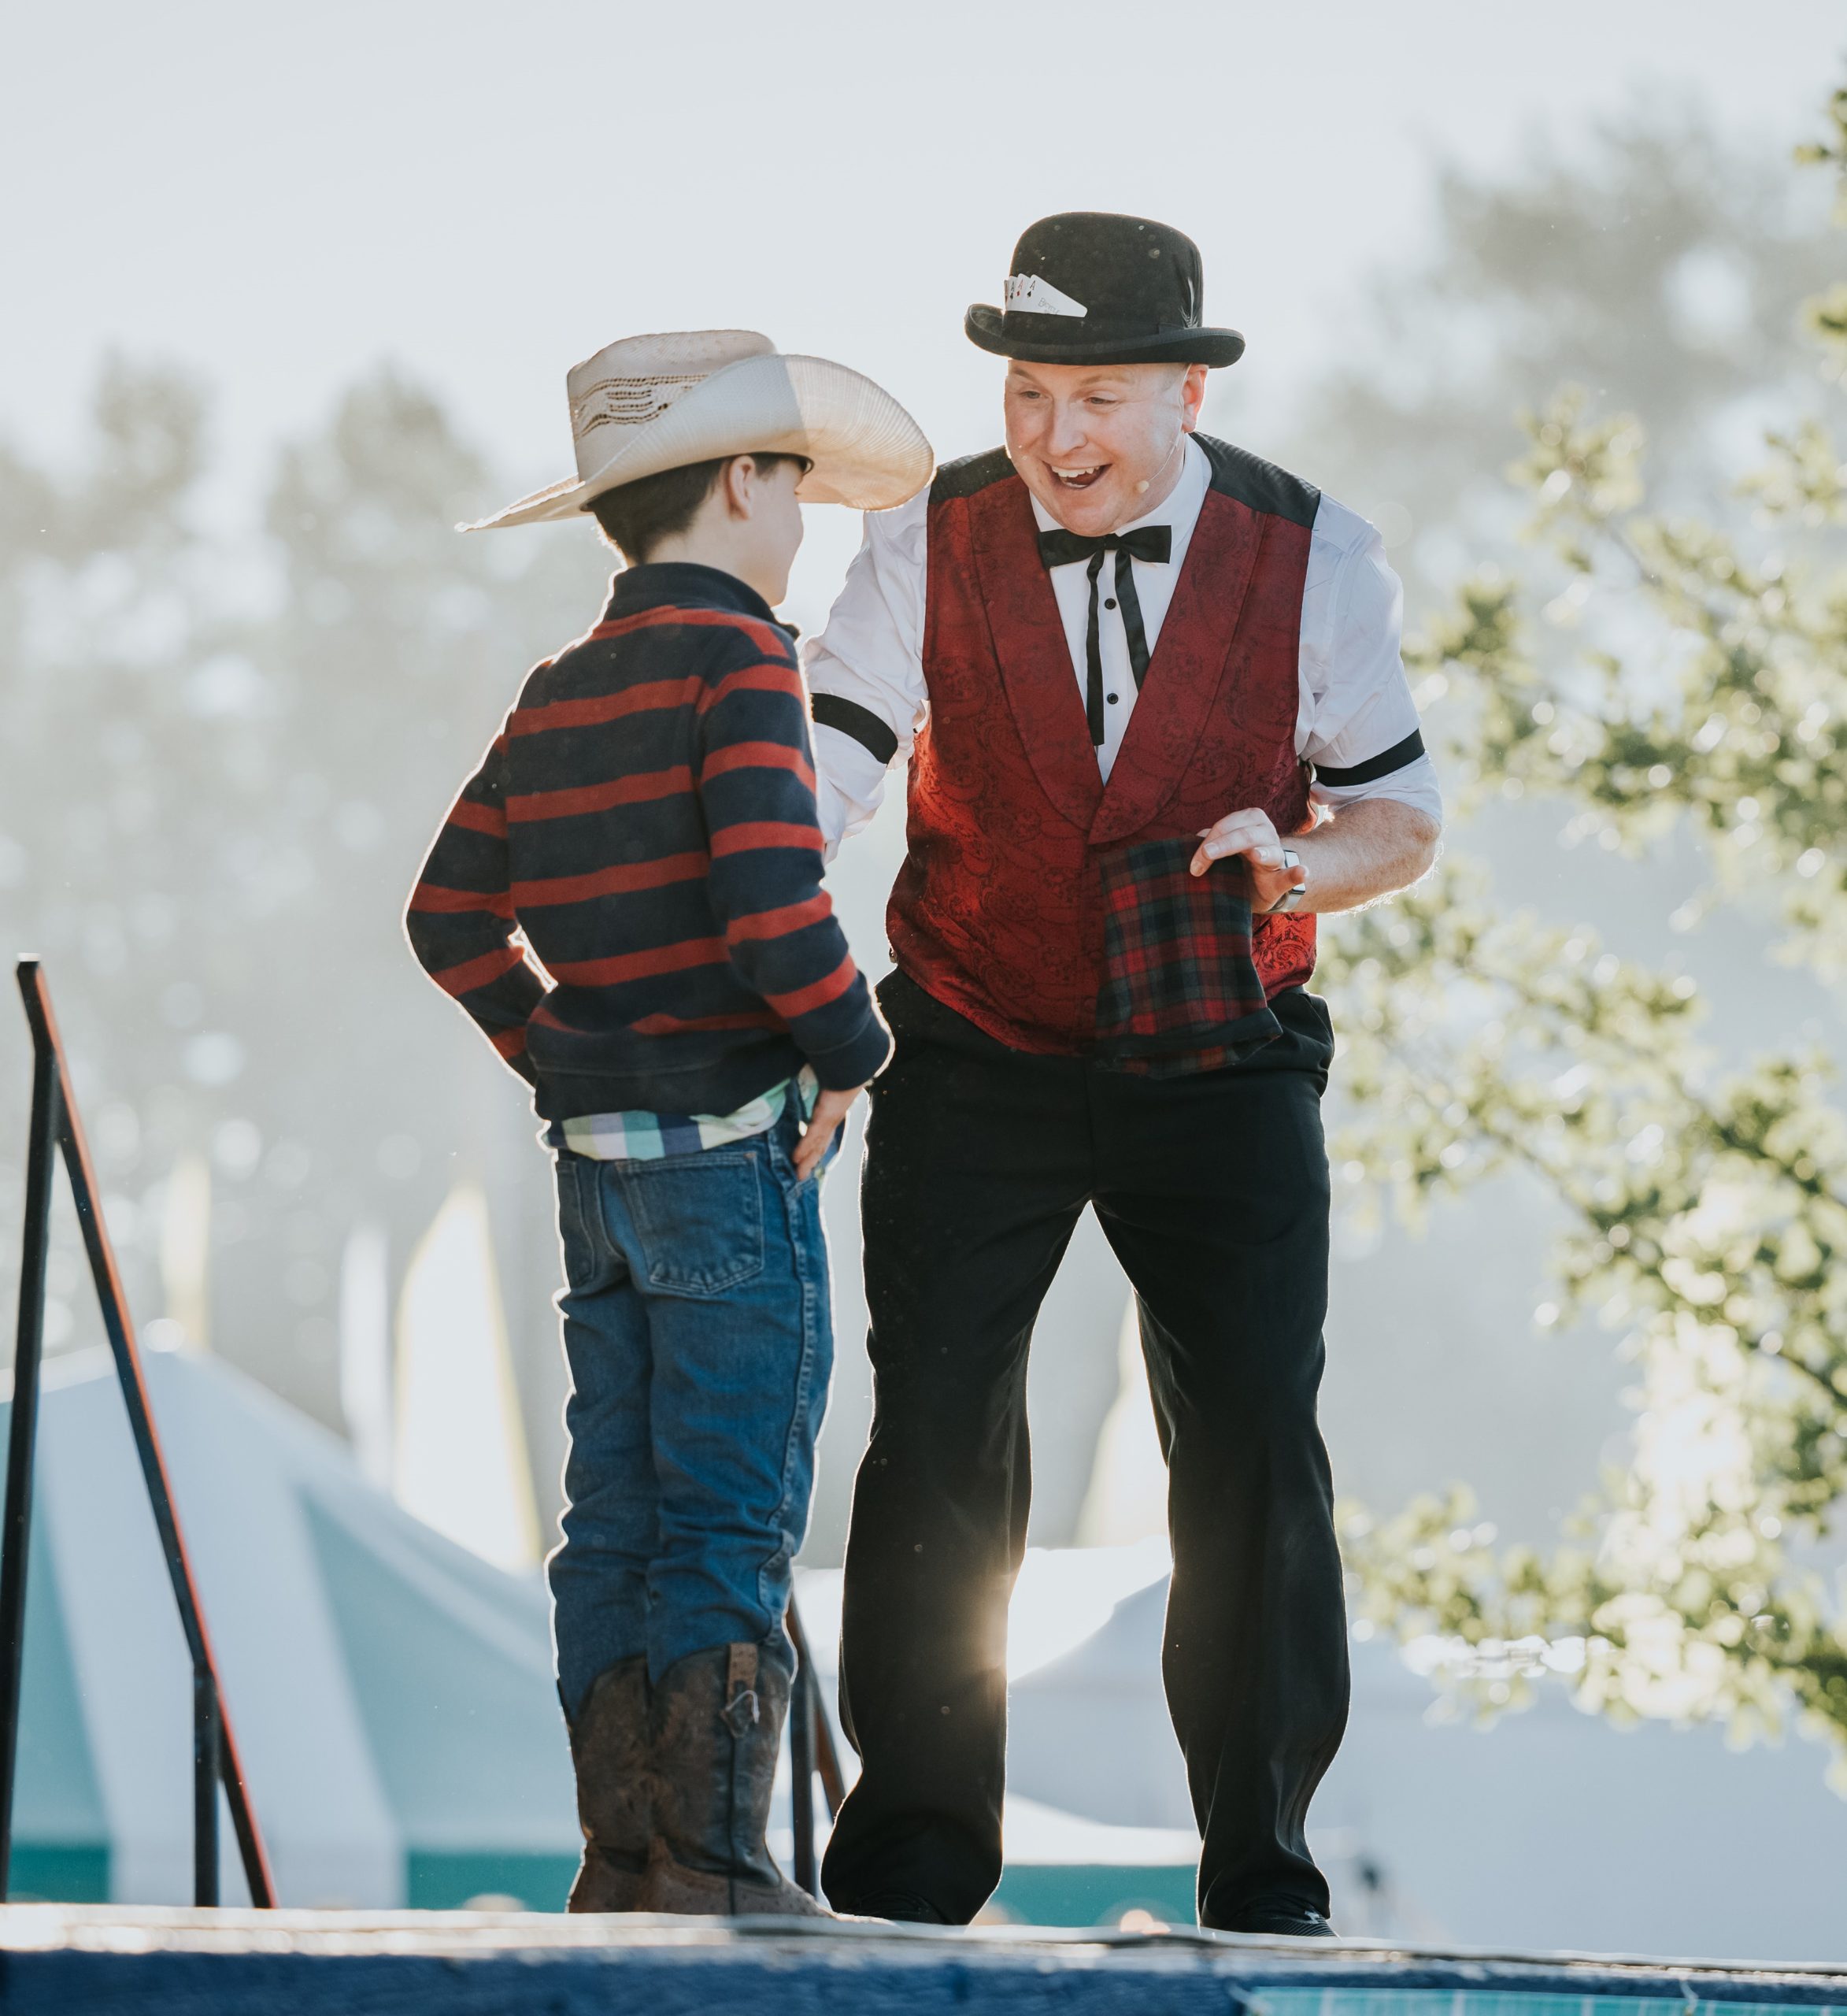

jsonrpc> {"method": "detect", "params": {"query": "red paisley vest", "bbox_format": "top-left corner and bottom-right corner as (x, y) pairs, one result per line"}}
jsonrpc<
(887, 435), (1320, 1055)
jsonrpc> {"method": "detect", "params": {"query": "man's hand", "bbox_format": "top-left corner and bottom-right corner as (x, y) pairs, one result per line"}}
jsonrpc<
(1190, 808), (1303, 913)
(794, 1084), (863, 1181)
(1190, 799), (1442, 916)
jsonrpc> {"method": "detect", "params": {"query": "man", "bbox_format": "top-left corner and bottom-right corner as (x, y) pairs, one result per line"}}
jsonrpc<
(407, 330), (929, 1915)
(805, 214), (1442, 1934)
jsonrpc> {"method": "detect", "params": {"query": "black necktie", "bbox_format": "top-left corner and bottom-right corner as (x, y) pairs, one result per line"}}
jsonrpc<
(1036, 525), (1173, 746)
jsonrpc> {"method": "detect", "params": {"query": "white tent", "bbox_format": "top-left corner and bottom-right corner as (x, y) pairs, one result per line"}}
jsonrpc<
(5, 1345), (578, 1908)
(25, 1345), (1844, 1950)
(1004, 1554), (1847, 1961)
(6, 1349), (1187, 1923)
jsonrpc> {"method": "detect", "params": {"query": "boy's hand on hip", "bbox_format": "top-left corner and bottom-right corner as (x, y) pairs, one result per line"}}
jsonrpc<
(794, 1084), (862, 1182)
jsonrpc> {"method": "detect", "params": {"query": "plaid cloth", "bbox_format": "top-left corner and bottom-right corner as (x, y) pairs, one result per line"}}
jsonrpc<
(1094, 837), (1283, 1077)
(555, 1068), (818, 1162)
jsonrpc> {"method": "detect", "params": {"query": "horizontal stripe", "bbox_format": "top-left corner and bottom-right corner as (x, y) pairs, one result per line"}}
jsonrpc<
(701, 740), (815, 784)
(590, 605), (794, 658)
(446, 797), (506, 837)
(509, 676), (703, 736)
(546, 936), (729, 986)
(762, 955), (858, 1020)
(409, 587), (880, 1115)
(513, 852), (708, 908)
(507, 766), (693, 821)
(431, 945), (526, 997)
(812, 692), (899, 766)
(709, 821), (823, 857)
(699, 662), (802, 711)
(725, 893), (832, 943)
(629, 1009), (785, 1036)
(1314, 728), (1426, 788)
(409, 882), (515, 918)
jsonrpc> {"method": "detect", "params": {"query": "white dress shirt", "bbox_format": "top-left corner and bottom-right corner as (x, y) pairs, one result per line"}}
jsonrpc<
(804, 435), (1442, 853)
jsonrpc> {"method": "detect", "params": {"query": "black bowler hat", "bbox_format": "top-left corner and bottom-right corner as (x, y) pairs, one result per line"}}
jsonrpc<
(965, 212), (1246, 369)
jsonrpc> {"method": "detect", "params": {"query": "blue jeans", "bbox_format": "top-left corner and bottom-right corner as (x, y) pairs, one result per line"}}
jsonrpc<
(546, 1100), (835, 1718)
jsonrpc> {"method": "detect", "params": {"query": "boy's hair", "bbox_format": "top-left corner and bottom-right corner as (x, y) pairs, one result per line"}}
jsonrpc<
(587, 452), (803, 563)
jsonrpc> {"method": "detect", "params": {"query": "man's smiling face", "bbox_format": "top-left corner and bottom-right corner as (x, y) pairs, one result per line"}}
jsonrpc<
(1002, 359), (1208, 535)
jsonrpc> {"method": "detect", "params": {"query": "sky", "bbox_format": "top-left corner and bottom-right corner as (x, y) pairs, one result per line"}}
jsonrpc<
(5, 0), (1845, 621)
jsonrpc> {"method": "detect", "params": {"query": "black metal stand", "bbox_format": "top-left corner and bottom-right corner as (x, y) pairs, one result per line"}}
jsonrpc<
(0, 960), (275, 1907)
(788, 1637), (816, 1896)
(0, 1039), (58, 1899)
(785, 1596), (843, 1899)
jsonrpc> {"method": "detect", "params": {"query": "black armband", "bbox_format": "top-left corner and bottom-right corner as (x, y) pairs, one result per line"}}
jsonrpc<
(812, 693), (900, 766)
(1312, 728), (1425, 788)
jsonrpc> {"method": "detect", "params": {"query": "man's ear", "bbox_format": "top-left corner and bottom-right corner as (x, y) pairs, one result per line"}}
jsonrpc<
(1179, 364), (1209, 434)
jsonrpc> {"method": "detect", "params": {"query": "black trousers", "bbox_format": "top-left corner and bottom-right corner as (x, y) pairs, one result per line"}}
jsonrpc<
(820, 973), (1349, 1929)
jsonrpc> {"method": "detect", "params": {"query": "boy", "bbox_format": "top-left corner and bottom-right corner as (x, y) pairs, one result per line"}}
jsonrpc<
(405, 331), (931, 1915)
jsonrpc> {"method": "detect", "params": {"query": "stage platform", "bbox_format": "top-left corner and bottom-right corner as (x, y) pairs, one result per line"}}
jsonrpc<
(2, 1908), (1843, 2016)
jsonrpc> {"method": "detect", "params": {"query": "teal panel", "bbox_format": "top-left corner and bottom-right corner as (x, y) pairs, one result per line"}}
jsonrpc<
(993, 1861), (1197, 1927)
(407, 1850), (577, 1912)
(302, 1495), (576, 1850)
(5, 1843), (109, 1903)
(1257, 1992), (1604, 2016)
(0, 1406), (109, 1851)
(1250, 1998), (1844, 2016)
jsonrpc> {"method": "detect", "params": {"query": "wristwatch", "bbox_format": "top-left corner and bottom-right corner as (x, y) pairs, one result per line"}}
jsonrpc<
(1266, 848), (1305, 914)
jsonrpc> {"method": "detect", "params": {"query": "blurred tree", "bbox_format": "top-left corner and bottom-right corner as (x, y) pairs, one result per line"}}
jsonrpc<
(1211, 94), (1847, 1565)
(1329, 86), (1847, 1782)
(224, 369), (603, 1437)
(0, 363), (605, 1446)
(1271, 100), (1838, 598)
(0, 357), (254, 1338)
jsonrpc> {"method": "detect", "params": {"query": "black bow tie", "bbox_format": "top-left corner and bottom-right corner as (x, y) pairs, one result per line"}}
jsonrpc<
(1036, 525), (1174, 747)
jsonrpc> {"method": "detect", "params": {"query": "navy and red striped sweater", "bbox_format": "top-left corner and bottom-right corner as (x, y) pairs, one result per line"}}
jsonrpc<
(405, 563), (891, 1121)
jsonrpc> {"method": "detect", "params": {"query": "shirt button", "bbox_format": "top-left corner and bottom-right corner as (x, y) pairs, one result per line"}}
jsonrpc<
(1107, 692), (1120, 705)
(1105, 598), (1118, 610)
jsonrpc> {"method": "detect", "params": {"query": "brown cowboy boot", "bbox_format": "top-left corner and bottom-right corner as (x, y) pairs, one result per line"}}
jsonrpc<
(564, 1655), (651, 1912)
(637, 1642), (828, 1917)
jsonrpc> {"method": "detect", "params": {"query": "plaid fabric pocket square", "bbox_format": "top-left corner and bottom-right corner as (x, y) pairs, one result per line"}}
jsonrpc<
(1094, 836), (1282, 1076)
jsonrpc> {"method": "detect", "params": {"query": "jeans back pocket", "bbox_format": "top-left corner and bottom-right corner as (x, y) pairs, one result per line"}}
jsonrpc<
(618, 1151), (766, 1299)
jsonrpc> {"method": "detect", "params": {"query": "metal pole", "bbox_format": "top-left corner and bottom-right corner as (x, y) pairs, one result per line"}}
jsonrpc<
(0, 1016), (61, 1897)
(15, 962), (276, 1907)
(220, 1737), (268, 1908)
(785, 1598), (845, 1819)
(789, 1642), (816, 1896)
(194, 1673), (220, 1907)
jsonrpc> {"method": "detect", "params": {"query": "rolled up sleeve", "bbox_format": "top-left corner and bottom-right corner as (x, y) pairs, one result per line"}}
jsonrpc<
(1299, 507), (1442, 826)
(803, 492), (931, 857)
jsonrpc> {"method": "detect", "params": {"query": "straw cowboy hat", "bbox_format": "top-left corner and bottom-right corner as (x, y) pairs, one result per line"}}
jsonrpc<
(463, 330), (933, 532)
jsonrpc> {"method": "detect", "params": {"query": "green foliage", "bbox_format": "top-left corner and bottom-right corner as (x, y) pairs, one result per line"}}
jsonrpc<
(1327, 84), (1847, 1783)
(1794, 86), (1847, 224)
